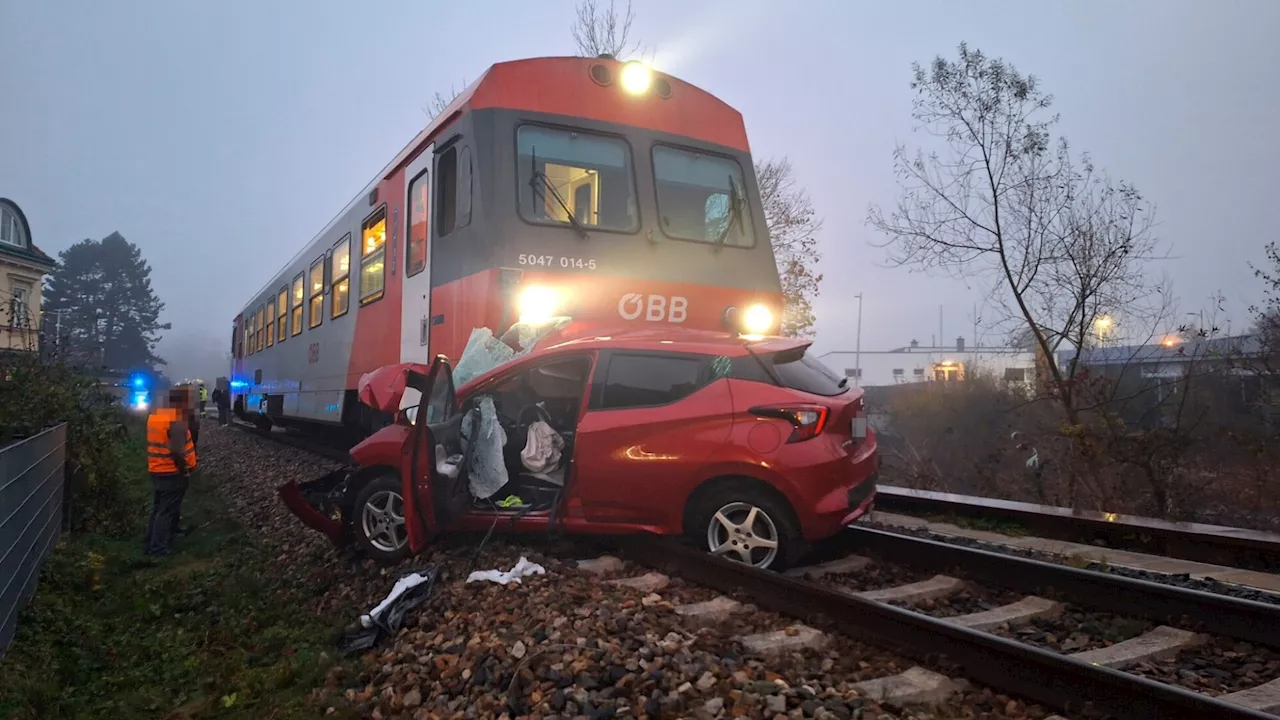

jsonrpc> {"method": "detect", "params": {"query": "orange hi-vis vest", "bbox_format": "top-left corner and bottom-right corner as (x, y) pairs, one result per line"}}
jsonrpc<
(146, 408), (197, 475)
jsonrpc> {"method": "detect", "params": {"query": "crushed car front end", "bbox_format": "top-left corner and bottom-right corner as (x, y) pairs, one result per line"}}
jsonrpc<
(277, 465), (358, 547)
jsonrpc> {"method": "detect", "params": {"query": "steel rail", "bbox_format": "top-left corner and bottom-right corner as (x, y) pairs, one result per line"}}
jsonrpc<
(840, 526), (1280, 647)
(619, 535), (1275, 720)
(874, 485), (1280, 569)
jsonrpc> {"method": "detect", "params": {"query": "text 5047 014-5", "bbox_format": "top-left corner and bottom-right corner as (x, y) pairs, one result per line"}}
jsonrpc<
(518, 254), (597, 270)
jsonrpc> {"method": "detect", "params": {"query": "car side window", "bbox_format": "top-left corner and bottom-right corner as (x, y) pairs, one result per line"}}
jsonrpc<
(601, 354), (706, 410)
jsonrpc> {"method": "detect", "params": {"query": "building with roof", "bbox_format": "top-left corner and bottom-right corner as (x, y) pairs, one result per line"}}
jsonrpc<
(1059, 334), (1265, 378)
(0, 199), (56, 354)
(819, 336), (1036, 388)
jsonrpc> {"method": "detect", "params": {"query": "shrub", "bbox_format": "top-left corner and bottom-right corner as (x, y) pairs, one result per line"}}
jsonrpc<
(0, 352), (135, 534)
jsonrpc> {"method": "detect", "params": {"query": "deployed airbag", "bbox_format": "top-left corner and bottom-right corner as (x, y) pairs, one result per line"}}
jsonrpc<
(521, 420), (564, 475)
(461, 397), (508, 499)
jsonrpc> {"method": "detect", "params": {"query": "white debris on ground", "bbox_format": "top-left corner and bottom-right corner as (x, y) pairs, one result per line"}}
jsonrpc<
(465, 556), (547, 585)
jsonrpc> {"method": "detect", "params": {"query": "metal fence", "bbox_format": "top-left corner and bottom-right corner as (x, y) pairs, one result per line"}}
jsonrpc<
(0, 423), (68, 657)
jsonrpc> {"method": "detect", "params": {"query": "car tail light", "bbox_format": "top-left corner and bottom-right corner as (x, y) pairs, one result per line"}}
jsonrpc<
(750, 405), (829, 443)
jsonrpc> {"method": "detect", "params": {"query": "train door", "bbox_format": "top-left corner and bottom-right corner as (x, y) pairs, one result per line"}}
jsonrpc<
(401, 143), (434, 365)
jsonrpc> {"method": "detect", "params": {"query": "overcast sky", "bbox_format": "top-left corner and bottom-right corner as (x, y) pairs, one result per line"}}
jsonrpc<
(3, 0), (1278, 380)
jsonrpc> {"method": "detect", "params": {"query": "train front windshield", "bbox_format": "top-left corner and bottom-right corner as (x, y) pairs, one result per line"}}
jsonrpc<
(516, 125), (639, 234)
(651, 145), (755, 248)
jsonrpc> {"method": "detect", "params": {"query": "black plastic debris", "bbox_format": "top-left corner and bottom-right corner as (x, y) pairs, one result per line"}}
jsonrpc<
(336, 564), (442, 654)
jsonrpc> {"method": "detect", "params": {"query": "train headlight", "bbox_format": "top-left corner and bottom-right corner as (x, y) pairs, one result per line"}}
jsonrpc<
(724, 303), (776, 337)
(741, 304), (774, 335)
(620, 62), (653, 95)
(517, 285), (561, 325)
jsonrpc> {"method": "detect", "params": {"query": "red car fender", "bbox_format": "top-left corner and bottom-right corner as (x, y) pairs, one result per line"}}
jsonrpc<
(277, 480), (347, 546)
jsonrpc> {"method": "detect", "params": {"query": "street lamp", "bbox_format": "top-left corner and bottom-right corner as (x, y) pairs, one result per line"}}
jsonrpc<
(1095, 315), (1114, 335)
(853, 293), (863, 387)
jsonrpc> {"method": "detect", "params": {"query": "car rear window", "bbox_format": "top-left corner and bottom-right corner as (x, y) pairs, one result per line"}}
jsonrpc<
(766, 346), (846, 397)
(602, 354), (706, 409)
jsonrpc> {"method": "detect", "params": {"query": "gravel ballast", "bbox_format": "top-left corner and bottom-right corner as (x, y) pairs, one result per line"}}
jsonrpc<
(206, 427), (1065, 719)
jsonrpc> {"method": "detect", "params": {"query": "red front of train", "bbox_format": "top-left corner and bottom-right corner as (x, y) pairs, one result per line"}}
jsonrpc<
(231, 56), (784, 434)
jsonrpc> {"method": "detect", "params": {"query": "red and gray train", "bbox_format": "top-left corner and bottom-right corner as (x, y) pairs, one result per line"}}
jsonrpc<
(230, 56), (784, 434)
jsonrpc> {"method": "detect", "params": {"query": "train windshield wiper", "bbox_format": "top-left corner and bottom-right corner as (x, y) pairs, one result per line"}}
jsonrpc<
(714, 175), (745, 245)
(528, 146), (589, 240)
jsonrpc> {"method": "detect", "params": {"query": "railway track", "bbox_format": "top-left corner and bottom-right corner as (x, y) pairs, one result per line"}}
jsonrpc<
(226, 420), (351, 462)
(616, 530), (1280, 719)
(233, 424), (1280, 718)
(874, 485), (1280, 571)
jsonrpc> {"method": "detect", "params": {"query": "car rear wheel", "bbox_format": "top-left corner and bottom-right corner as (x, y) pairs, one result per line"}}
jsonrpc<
(695, 487), (801, 571)
(354, 474), (409, 563)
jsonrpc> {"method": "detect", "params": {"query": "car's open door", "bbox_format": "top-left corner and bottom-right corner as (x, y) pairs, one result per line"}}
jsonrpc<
(400, 355), (467, 552)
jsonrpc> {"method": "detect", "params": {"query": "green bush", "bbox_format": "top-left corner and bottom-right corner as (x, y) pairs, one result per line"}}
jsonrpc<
(0, 352), (135, 535)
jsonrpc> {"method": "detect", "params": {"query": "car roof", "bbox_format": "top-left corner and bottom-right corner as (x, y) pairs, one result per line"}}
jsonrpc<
(455, 326), (809, 391)
(541, 326), (808, 357)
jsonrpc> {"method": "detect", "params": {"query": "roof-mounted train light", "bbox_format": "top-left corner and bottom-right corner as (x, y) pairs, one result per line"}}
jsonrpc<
(620, 61), (653, 95)
(724, 303), (776, 337)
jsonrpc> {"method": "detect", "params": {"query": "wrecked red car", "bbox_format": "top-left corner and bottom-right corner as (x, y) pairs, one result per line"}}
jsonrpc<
(279, 326), (878, 570)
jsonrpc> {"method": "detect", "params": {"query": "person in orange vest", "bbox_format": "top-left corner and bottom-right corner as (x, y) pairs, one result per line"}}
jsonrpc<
(144, 387), (198, 556)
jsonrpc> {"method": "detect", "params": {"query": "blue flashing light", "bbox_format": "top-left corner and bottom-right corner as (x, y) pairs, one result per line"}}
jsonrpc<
(130, 373), (147, 389)
(229, 380), (248, 389)
(131, 391), (149, 411)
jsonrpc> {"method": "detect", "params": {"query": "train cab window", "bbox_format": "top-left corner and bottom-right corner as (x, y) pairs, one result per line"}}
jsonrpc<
(333, 233), (352, 315)
(265, 297), (276, 348)
(407, 171), (429, 277)
(308, 256), (325, 329)
(359, 210), (385, 305)
(458, 146), (473, 228)
(255, 305), (265, 352)
(275, 287), (287, 343)
(652, 145), (755, 247)
(290, 273), (304, 336)
(517, 125), (637, 232)
(436, 147), (458, 237)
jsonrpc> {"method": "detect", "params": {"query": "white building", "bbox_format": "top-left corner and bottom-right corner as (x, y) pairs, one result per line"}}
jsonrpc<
(818, 337), (1036, 388)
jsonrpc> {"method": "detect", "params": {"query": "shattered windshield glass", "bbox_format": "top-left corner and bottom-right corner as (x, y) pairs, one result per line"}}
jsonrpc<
(453, 318), (572, 387)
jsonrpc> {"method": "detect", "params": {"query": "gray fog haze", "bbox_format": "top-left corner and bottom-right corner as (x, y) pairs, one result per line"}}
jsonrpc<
(3, 0), (1277, 380)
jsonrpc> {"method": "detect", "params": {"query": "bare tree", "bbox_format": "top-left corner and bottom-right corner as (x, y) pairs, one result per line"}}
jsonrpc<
(868, 44), (1165, 428)
(571, 0), (641, 59)
(424, 81), (468, 121)
(756, 158), (824, 337)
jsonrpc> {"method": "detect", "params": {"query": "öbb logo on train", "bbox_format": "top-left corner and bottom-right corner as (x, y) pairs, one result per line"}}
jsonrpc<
(618, 293), (688, 323)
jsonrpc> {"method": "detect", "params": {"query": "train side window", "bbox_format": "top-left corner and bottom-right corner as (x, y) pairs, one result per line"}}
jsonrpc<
(457, 146), (473, 228)
(308, 256), (325, 329)
(436, 146), (457, 237)
(265, 297), (276, 348)
(359, 209), (386, 305)
(244, 316), (253, 356)
(290, 273), (304, 336)
(255, 304), (265, 352)
(407, 170), (429, 277)
(332, 233), (353, 316)
(275, 286), (287, 343)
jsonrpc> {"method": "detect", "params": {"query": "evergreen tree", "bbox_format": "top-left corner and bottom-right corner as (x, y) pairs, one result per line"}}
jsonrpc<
(43, 232), (169, 370)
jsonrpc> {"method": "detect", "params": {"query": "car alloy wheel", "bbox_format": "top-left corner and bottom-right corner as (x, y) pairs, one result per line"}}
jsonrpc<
(360, 489), (407, 553)
(706, 501), (780, 568)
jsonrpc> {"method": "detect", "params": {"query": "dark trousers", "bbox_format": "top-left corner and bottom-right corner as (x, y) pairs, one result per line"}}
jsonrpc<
(146, 474), (190, 555)
(217, 404), (230, 424)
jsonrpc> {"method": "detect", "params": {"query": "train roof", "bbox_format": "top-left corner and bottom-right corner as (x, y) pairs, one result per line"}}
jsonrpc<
(238, 56), (748, 313)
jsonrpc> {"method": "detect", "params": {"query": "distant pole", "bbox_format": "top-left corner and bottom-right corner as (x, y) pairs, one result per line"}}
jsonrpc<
(939, 305), (944, 348)
(854, 293), (863, 387)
